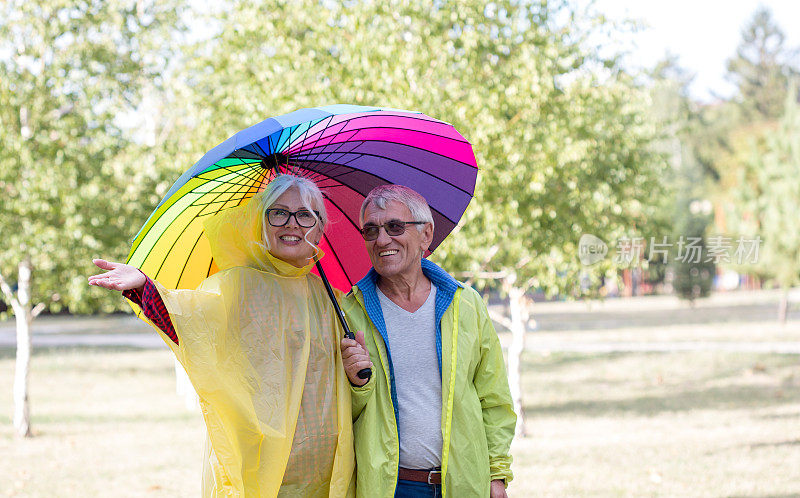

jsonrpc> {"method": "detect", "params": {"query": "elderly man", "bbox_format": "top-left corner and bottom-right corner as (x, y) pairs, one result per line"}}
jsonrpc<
(340, 185), (516, 498)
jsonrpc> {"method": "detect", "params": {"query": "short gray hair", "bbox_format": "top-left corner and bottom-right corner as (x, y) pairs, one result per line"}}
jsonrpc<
(256, 174), (327, 249)
(359, 185), (434, 232)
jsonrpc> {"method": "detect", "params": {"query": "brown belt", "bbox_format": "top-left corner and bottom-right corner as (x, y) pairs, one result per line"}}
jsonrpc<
(398, 467), (441, 485)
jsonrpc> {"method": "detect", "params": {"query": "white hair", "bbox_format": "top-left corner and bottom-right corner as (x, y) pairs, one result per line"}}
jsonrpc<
(359, 184), (434, 232)
(256, 174), (327, 251)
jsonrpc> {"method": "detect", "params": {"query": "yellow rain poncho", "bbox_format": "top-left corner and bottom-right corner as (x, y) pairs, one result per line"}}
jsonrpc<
(131, 196), (355, 497)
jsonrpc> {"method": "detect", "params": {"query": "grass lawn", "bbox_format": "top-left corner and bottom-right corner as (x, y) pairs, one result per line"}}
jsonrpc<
(0, 347), (205, 497)
(513, 350), (800, 497)
(1, 343), (799, 496)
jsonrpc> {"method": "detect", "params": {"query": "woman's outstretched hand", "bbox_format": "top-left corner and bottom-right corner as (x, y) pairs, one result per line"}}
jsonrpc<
(88, 259), (146, 292)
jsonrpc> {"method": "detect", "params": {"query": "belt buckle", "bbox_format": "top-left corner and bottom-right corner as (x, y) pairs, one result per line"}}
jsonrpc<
(427, 470), (441, 485)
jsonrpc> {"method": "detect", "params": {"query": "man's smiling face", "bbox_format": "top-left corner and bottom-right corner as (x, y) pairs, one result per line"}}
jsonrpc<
(362, 200), (432, 280)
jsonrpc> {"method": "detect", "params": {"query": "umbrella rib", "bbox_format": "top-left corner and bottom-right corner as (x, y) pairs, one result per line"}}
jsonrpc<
(206, 257), (215, 278)
(174, 228), (206, 287)
(138, 162), (261, 238)
(192, 172), (262, 191)
(190, 174), (262, 194)
(238, 163), (268, 198)
(300, 145), (370, 174)
(294, 137), (477, 169)
(299, 168), (333, 185)
(283, 114), (464, 168)
(293, 115), (357, 167)
(295, 153), (475, 198)
(139, 176), (261, 281)
(200, 149), (259, 172)
(252, 166), (269, 194)
(136, 175), (247, 266)
(293, 147), (363, 179)
(193, 172), (263, 211)
(190, 184), (262, 212)
(286, 114), (472, 155)
(319, 191), (362, 232)
(314, 163), (464, 226)
(313, 160), (369, 182)
(319, 232), (353, 289)
(285, 122), (473, 158)
(249, 140), (270, 158)
(292, 114), (335, 155)
(286, 117), (337, 179)
(192, 165), (264, 196)
(228, 149), (262, 162)
(198, 161), (262, 183)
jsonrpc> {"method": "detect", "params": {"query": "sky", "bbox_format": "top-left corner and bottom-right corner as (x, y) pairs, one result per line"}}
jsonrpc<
(586, 0), (800, 102)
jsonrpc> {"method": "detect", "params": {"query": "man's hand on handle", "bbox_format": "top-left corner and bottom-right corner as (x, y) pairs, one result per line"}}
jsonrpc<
(340, 330), (373, 387)
(88, 259), (146, 293)
(490, 479), (507, 498)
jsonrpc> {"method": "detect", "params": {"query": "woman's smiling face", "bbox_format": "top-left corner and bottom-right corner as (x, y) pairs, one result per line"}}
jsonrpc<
(263, 187), (323, 267)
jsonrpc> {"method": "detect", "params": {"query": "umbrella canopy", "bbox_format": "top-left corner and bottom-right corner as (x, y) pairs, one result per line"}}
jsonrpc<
(126, 104), (477, 292)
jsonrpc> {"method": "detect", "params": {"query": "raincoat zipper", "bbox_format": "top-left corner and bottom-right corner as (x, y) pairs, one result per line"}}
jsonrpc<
(440, 287), (461, 498)
(354, 291), (401, 497)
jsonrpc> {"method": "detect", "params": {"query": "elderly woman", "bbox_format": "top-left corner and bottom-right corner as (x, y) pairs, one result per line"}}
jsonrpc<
(89, 174), (354, 497)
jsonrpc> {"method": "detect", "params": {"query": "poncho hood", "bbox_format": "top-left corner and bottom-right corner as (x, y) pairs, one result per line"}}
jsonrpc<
(202, 194), (322, 277)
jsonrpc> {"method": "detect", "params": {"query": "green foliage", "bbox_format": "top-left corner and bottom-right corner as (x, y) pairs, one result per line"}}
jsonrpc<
(0, 0), (183, 315)
(438, 9), (668, 297)
(726, 6), (799, 121)
(0, 0), (672, 313)
(694, 7), (800, 295)
(645, 64), (717, 302)
(726, 87), (800, 290)
(670, 201), (715, 302)
(154, 0), (668, 298)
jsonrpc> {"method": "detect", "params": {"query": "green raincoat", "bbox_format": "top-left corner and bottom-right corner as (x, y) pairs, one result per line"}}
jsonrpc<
(340, 260), (515, 497)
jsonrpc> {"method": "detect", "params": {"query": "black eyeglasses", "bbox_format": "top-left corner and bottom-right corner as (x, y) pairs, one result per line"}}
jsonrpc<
(359, 221), (427, 241)
(266, 208), (320, 228)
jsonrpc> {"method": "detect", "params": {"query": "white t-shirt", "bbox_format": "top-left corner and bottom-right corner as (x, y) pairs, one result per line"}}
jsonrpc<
(377, 284), (442, 470)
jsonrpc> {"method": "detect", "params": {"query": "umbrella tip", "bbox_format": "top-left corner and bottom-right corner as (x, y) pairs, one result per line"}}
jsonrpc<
(261, 152), (288, 171)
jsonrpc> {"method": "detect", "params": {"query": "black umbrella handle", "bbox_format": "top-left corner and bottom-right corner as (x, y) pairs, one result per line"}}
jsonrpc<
(314, 260), (372, 381)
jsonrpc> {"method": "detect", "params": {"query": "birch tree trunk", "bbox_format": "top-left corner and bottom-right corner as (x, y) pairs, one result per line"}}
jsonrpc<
(174, 358), (199, 410)
(13, 260), (33, 438)
(504, 274), (527, 437)
(777, 287), (789, 324)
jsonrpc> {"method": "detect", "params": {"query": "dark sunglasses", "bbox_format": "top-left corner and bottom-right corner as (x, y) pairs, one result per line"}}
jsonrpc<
(359, 221), (427, 241)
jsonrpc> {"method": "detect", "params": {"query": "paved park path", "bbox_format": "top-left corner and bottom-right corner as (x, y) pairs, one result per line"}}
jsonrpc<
(1, 289), (798, 353)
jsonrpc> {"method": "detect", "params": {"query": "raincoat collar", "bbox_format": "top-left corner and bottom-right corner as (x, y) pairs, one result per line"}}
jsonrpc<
(263, 247), (321, 277)
(354, 258), (463, 423)
(355, 258), (463, 297)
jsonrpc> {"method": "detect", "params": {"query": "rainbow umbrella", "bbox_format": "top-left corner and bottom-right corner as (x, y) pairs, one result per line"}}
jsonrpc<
(126, 104), (477, 293)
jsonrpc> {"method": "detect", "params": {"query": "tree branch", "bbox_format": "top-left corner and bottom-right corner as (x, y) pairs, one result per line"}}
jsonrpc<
(487, 307), (513, 330)
(31, 303), (46, 318)
(487, 307), (536, 333)
(522, 276), (537, 292)
(0, 270), (21, 310)
(515, 256), (532, 270)
(455, 270), (508, 279)
(48, 103), (74, 120)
